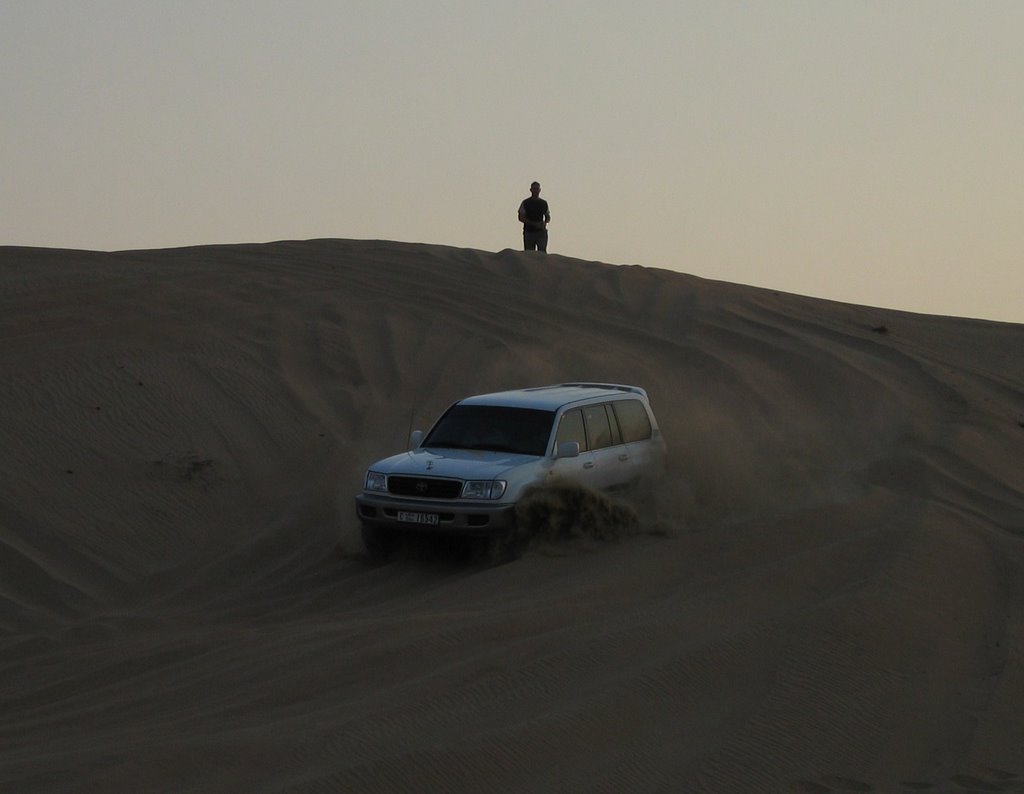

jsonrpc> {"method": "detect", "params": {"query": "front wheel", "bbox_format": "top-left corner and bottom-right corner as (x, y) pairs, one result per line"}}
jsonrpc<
(470, 526), (521, 565)
(361, 524), (400, 562)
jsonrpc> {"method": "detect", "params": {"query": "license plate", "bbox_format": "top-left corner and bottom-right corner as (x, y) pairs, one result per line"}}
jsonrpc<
(397, 511), (439, 526)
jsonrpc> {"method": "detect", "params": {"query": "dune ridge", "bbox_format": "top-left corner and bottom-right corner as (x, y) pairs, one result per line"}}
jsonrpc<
(1, 239), (1023, 792)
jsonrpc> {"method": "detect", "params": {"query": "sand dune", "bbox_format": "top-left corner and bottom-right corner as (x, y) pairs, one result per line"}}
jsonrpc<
(1, 239), (1023, 792)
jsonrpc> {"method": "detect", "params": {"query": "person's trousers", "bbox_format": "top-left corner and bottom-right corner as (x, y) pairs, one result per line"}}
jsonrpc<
(523, 229), (548, 252)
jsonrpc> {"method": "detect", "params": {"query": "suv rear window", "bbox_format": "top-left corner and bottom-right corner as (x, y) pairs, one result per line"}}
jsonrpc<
(612, 399), (653, 443)
(583, 404), (614, 450)
(424, 405), (554, 456)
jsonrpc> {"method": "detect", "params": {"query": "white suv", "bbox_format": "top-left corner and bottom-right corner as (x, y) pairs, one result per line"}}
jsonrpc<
(355, 383), (665, 557)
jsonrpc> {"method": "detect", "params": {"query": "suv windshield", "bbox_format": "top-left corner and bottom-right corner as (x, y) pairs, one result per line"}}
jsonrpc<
(423, 405), (555, 456)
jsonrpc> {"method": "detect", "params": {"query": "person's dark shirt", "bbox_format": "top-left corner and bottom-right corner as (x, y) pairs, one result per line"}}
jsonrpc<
(520, 197), (549, 228)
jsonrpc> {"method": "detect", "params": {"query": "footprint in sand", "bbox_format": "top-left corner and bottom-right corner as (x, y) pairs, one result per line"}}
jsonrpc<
(950, 770), (1023, 792)
(792, 769), (1022, 793)
(792, 777), (873, 793)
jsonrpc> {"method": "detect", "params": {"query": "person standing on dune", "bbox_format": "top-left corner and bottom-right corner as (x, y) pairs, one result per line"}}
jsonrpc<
(518, 181), (551, 253)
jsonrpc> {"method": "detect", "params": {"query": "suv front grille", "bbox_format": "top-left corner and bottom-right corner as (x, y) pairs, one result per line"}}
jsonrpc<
(388, 476), (462, 499)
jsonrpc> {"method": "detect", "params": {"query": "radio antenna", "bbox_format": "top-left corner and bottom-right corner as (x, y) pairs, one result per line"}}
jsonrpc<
(406, 382), (419, 450)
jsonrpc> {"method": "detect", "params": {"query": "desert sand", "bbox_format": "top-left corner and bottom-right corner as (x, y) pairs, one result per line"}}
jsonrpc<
(1, 239), (1023, 793)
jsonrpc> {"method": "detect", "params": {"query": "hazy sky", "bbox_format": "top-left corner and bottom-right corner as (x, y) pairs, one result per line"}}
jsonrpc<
(3, 1), (1022, 322)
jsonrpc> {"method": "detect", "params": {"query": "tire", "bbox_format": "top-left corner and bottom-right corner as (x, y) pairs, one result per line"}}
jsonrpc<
(471, 527), (520, 565)
(361, 524), (400, 562)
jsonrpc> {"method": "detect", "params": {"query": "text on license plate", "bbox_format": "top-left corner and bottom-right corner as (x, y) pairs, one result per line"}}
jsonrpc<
(398, 511), (439, 526)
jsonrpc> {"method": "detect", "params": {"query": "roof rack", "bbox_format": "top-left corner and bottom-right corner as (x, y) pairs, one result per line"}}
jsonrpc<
(555, 383), (647, 398)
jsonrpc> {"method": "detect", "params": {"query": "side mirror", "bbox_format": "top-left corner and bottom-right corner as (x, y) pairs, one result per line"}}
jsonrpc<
(555, 441), (580, 459)
(409, 430), (424, 449)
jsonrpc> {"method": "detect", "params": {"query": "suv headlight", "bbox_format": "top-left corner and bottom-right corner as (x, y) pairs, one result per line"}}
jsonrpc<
(462, 480), (507, 500)
(364, 471), (387, 492)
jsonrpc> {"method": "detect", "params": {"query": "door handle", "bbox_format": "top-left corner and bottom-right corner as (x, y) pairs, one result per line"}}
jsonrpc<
(583, 461), (595, 469)
(618, 454), (629, 462)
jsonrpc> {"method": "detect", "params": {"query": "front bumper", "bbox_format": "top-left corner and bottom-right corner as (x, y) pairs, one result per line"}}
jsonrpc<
(354, 492), (516, 535)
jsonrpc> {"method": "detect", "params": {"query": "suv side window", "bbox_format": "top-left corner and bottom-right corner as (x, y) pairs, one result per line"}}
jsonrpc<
(556, 409), (588, 451)
(606, 404), (623, 446)
(583, 404), (614, 450)
(612, 399), (653, 443)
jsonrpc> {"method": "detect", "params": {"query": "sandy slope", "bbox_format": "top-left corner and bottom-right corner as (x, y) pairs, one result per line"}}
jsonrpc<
(1, 239), (1023, 793)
